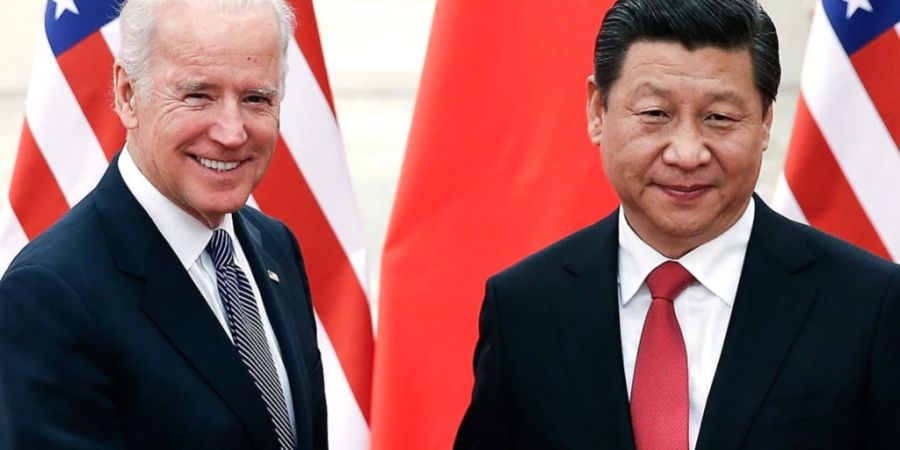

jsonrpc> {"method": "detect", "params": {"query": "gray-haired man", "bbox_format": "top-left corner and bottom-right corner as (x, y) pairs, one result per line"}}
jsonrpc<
(0, 1), (326, 449)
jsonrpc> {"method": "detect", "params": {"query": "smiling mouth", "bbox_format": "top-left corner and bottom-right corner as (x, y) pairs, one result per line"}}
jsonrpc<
(658, 184), (711, 198)
(196, 156), (241, 172)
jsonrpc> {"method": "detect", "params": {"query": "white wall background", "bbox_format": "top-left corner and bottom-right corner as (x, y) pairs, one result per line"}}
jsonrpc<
(0, 0), (812, 297)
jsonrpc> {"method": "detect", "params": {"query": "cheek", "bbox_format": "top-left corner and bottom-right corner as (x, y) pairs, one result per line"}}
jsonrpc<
(247, 114), (280, 140)
(602, 150), (644, 197)
(604, 142), (656, 178)
(156, 111), (214, 148)
(715, 152), (763, 197)
(719, 141), (763, 173)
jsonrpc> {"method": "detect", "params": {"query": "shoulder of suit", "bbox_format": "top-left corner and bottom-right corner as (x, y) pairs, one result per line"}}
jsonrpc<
(0, 194), (117, 298)
(7, 195), (105, 272)
(772, 210), (895, 270)
(758, 207), (900, 292)
(490, 213), (616, 286)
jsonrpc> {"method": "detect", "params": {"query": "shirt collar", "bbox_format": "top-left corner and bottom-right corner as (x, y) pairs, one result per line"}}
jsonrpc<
(618, 199), (755, 307)
(118, 146), (235, 270)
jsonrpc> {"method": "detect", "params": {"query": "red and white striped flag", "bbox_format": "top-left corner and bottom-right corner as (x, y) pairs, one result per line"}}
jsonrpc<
(774, 0), (900, 262)
(0, 1), (374, 448)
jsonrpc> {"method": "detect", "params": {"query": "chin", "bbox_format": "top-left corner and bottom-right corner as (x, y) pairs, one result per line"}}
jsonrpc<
(196, 195), (252, 217)
(213, 200), (250, 215)
(652, 217), (707, 238)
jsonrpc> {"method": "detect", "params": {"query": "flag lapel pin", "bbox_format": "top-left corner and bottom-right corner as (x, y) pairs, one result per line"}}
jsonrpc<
(267, 270), (280, 283)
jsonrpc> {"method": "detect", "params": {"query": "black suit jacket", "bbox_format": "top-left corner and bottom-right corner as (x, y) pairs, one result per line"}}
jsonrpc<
(0, 158), (327, 449)
(455, 197), (900, 449)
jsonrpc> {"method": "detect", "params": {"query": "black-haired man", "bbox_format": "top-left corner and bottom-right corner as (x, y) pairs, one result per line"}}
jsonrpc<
(455, 0), (900, 449)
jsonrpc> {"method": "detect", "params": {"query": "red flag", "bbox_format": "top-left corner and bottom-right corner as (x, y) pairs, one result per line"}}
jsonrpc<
(372, 1), (618, 449)
(0, 2), (373, 448)
(773, 0), (900, 262)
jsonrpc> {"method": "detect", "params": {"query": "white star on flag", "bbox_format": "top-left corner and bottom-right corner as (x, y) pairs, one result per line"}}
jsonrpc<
(843, 0), (874, 19)
(51, 0), (80, 20)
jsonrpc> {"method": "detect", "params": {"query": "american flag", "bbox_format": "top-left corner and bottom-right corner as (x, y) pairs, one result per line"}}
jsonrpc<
(774, 0), (900, 263)
(0, 1), (374, 448)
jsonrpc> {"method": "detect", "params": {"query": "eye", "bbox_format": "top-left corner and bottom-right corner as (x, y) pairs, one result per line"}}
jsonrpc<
(707, 113), (734, 123)
(637, 109), (669, 124)
(184, 92), (211, 102)
(244, 95), (272, 105)
(641, 109), (667, 118)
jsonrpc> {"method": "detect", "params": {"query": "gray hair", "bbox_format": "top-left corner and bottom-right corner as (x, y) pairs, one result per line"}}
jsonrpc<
(117, 0), (296, 98)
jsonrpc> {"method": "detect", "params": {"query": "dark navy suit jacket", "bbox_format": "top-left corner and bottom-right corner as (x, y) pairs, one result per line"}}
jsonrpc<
(0, 157), (327, 449)
(456, 197), (900, 450)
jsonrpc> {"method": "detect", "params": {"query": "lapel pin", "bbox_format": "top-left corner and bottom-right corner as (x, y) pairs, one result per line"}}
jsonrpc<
(267, 270), (280, 283)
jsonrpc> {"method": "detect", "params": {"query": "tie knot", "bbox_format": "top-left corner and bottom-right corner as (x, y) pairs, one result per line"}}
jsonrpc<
(207, 229), (235, 269)
(646, 261), (694, 302)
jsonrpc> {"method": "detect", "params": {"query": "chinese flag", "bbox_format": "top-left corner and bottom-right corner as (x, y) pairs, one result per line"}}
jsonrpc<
(372, 1), (618, 449)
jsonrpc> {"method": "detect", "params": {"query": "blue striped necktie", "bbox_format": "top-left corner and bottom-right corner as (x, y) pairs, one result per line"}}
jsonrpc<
(207, 229), (295, 450)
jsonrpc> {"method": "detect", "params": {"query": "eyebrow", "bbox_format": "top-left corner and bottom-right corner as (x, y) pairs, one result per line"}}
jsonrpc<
(175, 81), (279, 98)
(632, 82), (747, 106)
(246, 87), (279, 98)
(176, 80), (214, 92)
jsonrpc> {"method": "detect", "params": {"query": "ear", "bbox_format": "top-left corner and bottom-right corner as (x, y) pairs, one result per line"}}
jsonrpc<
(760, 104), (774, 152)
(586, 75), (604, 145)
(113, 61), (139, 130)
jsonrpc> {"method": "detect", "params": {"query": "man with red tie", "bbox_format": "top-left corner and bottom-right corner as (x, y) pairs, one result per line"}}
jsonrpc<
(455, 0), (900, 448)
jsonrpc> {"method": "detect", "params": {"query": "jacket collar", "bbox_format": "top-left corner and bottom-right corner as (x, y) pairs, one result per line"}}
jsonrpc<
(92, 155), (284, 450)
(557, 211), (638, 448)
(556, 195), (817, 450)
(696, 195), (816, 450)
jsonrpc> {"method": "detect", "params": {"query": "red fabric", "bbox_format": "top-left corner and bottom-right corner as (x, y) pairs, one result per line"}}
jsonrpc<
(287, 0), (336, 113)
(631, 261), (694, 450)
(372, 1), (618, 449)
(850, 28), (900, 152)
(254, 140), (373, 421)
(785, 97), (890, 259)
(55, 31), (124, 161)
(9, 121), (70, 240)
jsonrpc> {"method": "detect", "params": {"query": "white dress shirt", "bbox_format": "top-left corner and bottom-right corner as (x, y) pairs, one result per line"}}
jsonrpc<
(618, 201), (754, 450)
(118, 148), (295, 432)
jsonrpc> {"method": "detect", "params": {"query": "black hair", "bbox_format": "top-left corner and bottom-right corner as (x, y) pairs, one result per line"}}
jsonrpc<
(593, 0), (780, 112)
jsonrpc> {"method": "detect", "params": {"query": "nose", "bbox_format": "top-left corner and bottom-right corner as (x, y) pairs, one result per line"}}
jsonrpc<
(208, 101), (248, 148)
(662, 121), (711, 170)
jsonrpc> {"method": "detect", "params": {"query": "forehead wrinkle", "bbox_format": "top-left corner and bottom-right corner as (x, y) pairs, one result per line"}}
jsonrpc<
(631, 81), (671, 98)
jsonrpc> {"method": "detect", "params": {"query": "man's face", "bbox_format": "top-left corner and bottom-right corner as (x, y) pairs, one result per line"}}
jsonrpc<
(115, 1), (282, 228)
(587, 41), (772, 258)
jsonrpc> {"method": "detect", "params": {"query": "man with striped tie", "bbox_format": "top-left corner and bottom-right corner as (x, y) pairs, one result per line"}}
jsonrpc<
(456, 0), (900, 449)
(0, 0), (326, 449)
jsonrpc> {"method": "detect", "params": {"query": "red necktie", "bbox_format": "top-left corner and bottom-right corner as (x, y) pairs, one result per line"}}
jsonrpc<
(631, 261), (695, 450)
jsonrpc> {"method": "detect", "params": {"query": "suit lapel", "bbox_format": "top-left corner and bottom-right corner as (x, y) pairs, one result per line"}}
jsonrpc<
(696, 197), (816, 450)
(140, 253), (279, 450)
(555, 212), (637, 449)
(234, 213), (313, 448)
(93, 159), (279, 450)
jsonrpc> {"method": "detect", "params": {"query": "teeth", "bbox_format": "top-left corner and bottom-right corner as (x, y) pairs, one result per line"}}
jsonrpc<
(197, 156), (240, 172)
